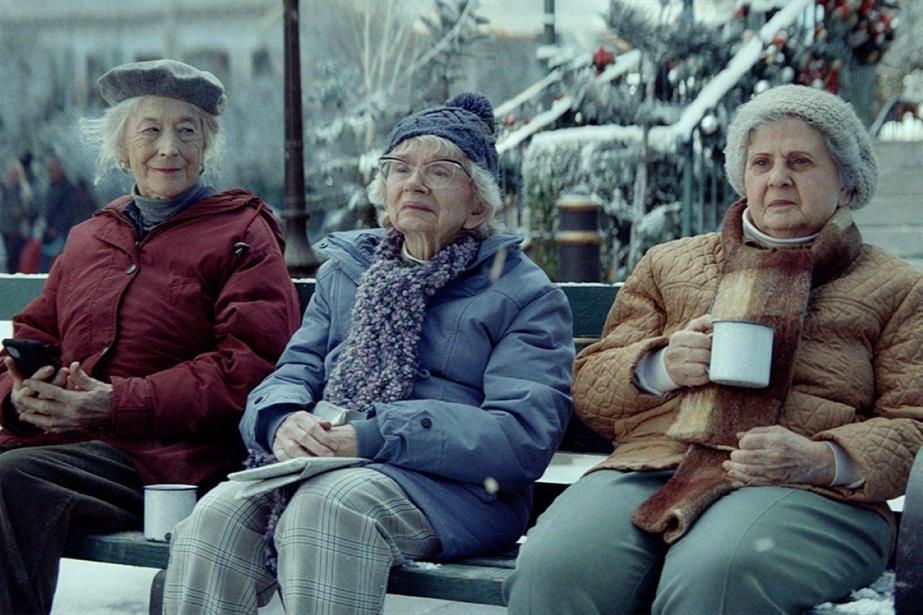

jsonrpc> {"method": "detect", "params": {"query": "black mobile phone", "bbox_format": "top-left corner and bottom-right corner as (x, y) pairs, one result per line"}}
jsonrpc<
(1, 339), (61, 378)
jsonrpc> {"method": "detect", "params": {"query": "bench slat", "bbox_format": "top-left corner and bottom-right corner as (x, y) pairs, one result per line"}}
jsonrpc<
(0, 274), (47, 320)
(65, 532), (170, 569)
(450, 549), (519, 569)
(292, 278), (621, 341)
(64, 531), (516, 607)
(387, 561), (511, 606)
(561, 415), (613, 455)
(558, 283), (619, 339)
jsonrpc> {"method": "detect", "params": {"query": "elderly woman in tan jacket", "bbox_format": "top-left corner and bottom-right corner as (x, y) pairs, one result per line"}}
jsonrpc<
(504, 85), (923, 614)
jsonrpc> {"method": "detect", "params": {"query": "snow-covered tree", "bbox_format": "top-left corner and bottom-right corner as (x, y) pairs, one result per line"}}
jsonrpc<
(512, 0), (899, 281)
(884, 0), (923, 71)
(880, 0), (923, 121)
(300, 0), (491, 234)
(512, 0), (738, 280)
(414, 0), (489, 104)
(0, 31), (120, 205)
(220, 73), (285, 217)
(0, 30), (61, 152)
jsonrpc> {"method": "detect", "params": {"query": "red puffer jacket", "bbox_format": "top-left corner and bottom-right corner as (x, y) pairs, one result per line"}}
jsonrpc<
(0, 189), (301, 488)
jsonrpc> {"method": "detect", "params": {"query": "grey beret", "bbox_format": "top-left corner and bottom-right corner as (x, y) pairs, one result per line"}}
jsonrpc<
(98, 59), (226, 116)
(724, 85), (878, 210)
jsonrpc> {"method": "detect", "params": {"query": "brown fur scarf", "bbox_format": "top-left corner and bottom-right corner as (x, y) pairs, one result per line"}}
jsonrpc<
(632, 201), (862, 542)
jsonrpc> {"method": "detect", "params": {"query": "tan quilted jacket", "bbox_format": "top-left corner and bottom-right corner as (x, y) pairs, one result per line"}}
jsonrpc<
(574, 211), (923, 510)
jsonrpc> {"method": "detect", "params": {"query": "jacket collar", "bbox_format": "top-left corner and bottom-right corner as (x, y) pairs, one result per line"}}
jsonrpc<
(100, 188), (260, 221)
(92, 188), (282, 253)
(318, 229), (523, 284)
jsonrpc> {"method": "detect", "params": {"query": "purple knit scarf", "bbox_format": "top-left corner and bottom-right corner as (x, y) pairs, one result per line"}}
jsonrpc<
(323, 229), (479, 411)
(248, 229), (479, 573)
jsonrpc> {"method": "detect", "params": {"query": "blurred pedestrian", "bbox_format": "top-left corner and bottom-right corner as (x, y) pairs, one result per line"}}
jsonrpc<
(0, 159), (36, 273)
(38, 157), (97, 272)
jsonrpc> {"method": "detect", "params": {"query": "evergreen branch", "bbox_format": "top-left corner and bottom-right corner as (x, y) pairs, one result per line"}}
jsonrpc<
(405, 0), (477, 75)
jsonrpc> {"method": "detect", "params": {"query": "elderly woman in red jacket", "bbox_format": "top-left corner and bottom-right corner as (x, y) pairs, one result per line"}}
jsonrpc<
(0, 59), (299, 614)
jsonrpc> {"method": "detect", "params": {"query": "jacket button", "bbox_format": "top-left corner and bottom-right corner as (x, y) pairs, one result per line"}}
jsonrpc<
(125, 264), (137, 274)
(420, 417), (433, 429)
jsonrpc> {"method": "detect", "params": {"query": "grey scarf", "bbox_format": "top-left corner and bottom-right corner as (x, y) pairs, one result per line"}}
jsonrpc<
(128, 183), (212, 236)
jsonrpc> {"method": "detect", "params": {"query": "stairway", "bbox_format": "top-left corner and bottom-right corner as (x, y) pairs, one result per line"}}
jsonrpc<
(852, 140), (923, 270)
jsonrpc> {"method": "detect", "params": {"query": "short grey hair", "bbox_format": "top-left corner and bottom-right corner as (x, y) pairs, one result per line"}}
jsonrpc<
(367, 134), (500, 238)
(79, 95), (224, 185)
(724, 85), (878, 210)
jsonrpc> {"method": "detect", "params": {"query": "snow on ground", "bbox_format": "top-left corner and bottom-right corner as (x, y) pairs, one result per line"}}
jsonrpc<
(52, 559), (505, 615)
(53, 559), (895, 615)
(810, 572), (895, 615)
(52, 560), (159, 615)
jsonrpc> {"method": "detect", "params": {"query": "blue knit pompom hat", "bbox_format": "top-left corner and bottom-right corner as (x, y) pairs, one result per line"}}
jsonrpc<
(384, 92), (499, 178)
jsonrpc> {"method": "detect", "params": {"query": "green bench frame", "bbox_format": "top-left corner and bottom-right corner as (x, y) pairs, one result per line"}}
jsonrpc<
(0, 273), (920, 612)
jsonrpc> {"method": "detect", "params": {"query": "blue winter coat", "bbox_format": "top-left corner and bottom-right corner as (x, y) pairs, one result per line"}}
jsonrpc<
(240, 228), (574, 559)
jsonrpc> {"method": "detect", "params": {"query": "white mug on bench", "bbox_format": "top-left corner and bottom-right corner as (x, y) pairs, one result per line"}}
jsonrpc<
(144, 484), (197, 542)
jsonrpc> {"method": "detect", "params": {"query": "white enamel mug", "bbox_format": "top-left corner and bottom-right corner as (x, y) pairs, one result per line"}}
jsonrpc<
(143, 484), (197, 542)
(709, 319), (774, 388)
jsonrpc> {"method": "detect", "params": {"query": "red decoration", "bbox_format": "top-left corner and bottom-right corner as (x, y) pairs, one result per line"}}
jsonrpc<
(811, 0), (895, 66)
(592, 46), (615, 75)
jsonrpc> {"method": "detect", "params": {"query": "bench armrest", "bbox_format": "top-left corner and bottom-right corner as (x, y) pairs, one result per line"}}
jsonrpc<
(896, 446), (923, 614)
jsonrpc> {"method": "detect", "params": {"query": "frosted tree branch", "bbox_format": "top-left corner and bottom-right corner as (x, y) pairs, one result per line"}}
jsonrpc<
(404, 0), (476, 76)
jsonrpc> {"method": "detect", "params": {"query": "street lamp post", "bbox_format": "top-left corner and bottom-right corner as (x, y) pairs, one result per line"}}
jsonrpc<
(543, 0), (556, 48)
(282, 0), (321, 277)
(543, 0), (556, 110)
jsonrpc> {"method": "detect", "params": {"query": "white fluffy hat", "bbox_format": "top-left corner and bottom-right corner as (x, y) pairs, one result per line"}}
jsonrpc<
(723, 85), (878, 210)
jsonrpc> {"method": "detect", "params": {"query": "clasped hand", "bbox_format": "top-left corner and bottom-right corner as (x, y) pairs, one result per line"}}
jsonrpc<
(723, 425), (835, 487)
(4, 358), (113, 433)
(272, 410), (358, 461)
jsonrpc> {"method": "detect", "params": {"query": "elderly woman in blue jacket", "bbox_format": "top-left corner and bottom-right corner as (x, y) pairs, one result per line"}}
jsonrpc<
(163, 92), (575, 614)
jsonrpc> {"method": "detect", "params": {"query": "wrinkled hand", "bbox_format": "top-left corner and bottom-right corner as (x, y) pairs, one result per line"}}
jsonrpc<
(272, 410), (339, 460)
(723, 425), (835, 487)
(14, 361), (113, 433)
(328, 425), (358, 458)
(664, 314), (713, 387)
(5, 357), (67, 415)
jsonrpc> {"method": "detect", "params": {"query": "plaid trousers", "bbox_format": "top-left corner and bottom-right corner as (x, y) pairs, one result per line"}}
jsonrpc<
(163, 467), (440, 615)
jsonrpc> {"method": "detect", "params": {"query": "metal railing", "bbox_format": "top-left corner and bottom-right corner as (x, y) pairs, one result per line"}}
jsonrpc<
(871, 94), (923, 141)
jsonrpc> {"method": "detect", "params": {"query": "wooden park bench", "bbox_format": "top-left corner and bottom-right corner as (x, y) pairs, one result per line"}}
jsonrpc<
(0, 273), (920, 613)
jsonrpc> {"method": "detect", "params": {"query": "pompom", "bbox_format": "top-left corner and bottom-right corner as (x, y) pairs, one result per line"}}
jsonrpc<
(446, 91), (496, 135)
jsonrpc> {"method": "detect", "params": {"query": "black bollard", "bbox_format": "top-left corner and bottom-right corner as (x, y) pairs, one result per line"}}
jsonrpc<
(555, 193), (601, 282)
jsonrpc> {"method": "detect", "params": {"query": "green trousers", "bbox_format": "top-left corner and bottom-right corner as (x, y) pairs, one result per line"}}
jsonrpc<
(503, 470), (891, 615)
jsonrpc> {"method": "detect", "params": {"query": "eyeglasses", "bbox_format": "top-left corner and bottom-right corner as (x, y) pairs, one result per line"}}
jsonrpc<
(378, 157), (471, 189)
